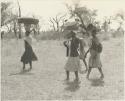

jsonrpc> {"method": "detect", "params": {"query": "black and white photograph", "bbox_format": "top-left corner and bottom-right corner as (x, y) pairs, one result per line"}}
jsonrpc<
(1, 0), (125, 100)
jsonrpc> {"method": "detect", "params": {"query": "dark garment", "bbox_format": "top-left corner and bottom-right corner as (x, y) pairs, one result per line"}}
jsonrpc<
(70, 37), (80, 57)
(63, 37), (80, 57)
(21, 40), (37, 64)
(91, 39), (98, 51)
(91, 38), (102, 53)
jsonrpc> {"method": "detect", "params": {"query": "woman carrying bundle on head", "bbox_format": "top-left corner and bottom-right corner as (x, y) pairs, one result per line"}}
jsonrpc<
(63, 31), (82, 81)
(84, 29), (104, 79)
(21, 31), (38, 71)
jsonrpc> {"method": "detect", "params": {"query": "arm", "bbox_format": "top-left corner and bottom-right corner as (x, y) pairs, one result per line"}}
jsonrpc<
(63, 41), (68, 48)
(84, 49), (90, 58)
(63, 40), (69, 57)
(79, 39), (83, 52)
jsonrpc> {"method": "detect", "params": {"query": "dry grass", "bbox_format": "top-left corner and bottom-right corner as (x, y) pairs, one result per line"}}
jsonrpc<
(1, 37), (124, 100)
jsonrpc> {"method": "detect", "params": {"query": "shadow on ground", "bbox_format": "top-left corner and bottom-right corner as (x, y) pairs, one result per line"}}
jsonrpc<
(64, 80), (80, 92)
(9, 69), (33, 76)
(89, 78), (105, 87)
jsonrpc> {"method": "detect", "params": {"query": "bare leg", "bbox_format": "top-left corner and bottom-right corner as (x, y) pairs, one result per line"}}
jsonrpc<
(23, 62), (25, 70)
(75, 71), (79, 81)
(98, 67), (104, 79)
(29, 61), (32, 70)
(86, 67), (92, 79)
(66, 71), (69, 80)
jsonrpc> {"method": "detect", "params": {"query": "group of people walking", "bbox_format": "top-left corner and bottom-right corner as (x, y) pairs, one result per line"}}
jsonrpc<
(63, 27), (104, 81)
(20, 24), (104, 82)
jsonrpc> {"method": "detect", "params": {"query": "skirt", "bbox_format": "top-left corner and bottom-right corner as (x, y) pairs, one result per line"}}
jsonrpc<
(89, 53), (102, 68)
(64, 56), (81, 72)
(21, 49), (38, 64)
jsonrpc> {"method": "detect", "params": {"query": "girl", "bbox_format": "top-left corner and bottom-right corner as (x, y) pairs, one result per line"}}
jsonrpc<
(85, 29), (104, 79)
(21, 31), (38, 70)
(64, 31), (82, 81)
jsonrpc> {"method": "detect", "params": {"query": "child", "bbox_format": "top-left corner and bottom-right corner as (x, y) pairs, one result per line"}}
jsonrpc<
(21, 31), (38, 70)
(64, 31), (82, 81)
(84, 29), (104, 79)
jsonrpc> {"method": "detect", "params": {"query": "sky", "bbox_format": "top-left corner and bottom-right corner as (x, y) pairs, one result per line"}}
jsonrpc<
(3, 0), (125, 30)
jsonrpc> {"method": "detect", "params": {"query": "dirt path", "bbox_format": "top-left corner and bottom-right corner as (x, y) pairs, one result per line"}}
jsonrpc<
(1, 38), (124, 100)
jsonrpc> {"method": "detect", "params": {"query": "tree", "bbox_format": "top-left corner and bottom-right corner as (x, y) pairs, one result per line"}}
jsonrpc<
(1, 1), (20, 38)
(101, 16), (112, 32)
(66, 3), (97, 32)
(11, 13), (18, 38)
(49, 13), (67, 32)
(1, 2), (12, 26)
(17, 0), (22, 38)
(32, 15), (43, 35)
(115, 11), (125, 33)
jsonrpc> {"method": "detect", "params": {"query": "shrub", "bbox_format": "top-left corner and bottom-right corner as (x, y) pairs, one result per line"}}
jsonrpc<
(36, 31), (67, 40)
(98, 31), (110, 41)
(111, 30), (124, 38)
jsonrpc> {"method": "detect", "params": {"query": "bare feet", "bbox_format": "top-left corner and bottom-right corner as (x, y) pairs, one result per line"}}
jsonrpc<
(65, 77), (69, 81)
(74, 78), (79, 82)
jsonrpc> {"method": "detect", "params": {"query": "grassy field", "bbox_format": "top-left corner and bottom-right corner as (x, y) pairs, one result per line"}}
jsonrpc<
(1, 37), (124, 100)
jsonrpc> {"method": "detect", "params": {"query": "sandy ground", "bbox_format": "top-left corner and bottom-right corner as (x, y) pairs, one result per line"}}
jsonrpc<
(1, 37), (124, 100)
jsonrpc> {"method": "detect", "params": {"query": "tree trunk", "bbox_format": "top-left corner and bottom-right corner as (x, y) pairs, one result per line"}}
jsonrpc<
(18, 24), (21, 38)
(13, 21), (18, 38)
(56, 22), (59, 32)
(78, 15), (87, 31)
(1, 31), (4, 39)
(5, 24), (12, 33)
(17, 0), (22, 39)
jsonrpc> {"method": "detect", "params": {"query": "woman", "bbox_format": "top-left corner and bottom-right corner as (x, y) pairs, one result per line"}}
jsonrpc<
(21, 31), (38, 70)
(64, 31), (82, 81)
(85, 29), (104, 79)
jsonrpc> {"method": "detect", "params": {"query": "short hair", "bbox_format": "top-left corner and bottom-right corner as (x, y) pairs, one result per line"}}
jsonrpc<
(92, 29), (97, 37)
(92, 29), (97, 33)
(87, 24), (94, 31)
(70, 31), (76, 37)
(25, 31), (30, 36)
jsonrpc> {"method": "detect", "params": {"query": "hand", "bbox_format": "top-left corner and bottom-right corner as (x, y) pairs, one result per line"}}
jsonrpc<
(84, 55), (87, 59)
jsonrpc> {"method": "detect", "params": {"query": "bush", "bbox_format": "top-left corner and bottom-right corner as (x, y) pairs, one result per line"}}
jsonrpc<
(98, 31), (110, 41)
(111, 30), (124, 38)
(36, 31), (67, 40)
(2, 31), (26, 39)
(2, 32), (16, 39)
